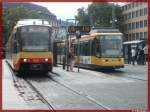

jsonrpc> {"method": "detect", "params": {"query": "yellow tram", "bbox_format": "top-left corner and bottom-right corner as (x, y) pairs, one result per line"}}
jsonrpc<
(6, 19), (54, 74)
(56, 28), (124, 69)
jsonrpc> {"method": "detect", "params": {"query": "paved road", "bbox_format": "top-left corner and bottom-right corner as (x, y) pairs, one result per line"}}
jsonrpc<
(52, 65), (147, 110)
(99, 64), (147, 81)
(3, 60), (147, 110)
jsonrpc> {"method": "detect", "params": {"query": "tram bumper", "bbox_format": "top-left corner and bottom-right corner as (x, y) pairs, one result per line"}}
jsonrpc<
(20, 63), (52, 71)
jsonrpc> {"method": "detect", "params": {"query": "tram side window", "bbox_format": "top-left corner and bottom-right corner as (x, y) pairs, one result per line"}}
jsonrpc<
(82, 43), (85, 56)
(91, 40), (96, 56)
(12, 32), (21, 53)
(87, 41), (90, 56)
(83, 42), (87, 56)
(11, 34), (17, 53)
(95, 38), (100, 57)
(80, 42), (83, 56)
(84, 42), (89, 56)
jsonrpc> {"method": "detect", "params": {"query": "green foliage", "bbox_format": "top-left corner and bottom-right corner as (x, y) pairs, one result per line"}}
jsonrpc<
(2, 6), (40, 47)
(75, 3), (123, 28)
(75, 7), (90, 25)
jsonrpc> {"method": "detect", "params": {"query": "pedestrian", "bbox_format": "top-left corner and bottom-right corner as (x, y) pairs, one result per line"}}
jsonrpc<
(143, 45), (147, 64)
(68, 48), (76, 72)
(131, 48), (136, 66)
(136, 47), (144, 65)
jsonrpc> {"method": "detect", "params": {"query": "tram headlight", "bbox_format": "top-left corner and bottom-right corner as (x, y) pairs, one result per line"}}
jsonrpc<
(45, 58), (48, 62)
(23, 58), (27, 62)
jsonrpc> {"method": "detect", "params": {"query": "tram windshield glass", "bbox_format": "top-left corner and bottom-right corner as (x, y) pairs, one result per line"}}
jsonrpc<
(21, 26), (50, 51)
(97, 35), (123, 57)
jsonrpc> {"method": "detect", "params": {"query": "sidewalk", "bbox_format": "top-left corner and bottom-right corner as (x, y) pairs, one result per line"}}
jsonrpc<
(2, 60), (34, 110)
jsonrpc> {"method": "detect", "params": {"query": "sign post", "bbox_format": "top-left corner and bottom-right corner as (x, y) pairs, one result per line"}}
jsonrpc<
(67, 26), (91, 72)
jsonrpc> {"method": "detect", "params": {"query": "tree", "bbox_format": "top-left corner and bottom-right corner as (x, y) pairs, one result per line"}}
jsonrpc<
(75, 7), (90, 26)
(2, 6), (40, 47)
(75, 3), (123, 29)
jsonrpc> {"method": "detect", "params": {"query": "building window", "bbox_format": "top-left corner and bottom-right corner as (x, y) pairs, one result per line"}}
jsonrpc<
(136, 33), (139, 40)
(132, 3), (134, 8)
(129, 23), (131, 30)
(140, 21), (143, 28)
(125, 34), (128, 41)
(132, 22), (135, 29)
(132, 11), (135, 18)
(140, 32), (143, 39)
(132, 33), (136, 40)
(144, 20), (147, 27)
(128, 12), (132, 19)
(136, 10), (139, 17)
(144, 8), (147, 15)
(144, 32), (147, 39)
(136, 21), (139, 29)
(140, 9), (143, 16)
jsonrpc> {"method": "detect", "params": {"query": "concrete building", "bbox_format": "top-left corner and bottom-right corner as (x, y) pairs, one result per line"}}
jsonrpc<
(122, 2), (148, 42)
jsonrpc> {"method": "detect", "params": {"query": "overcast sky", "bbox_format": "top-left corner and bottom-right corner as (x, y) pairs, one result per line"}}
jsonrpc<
(33, 2), (91, 21)
(33, 2), (125, 21)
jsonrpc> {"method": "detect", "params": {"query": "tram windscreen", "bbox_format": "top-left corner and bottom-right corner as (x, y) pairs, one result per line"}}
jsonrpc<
(21, 26), (50, 51)
(98, 35), (123, 57)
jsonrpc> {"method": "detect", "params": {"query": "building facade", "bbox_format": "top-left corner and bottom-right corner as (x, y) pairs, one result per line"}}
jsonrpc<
(122, 2), (148, 42)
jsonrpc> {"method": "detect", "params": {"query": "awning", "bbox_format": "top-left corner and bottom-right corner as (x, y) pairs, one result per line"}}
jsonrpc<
(123, 40), (144, 45)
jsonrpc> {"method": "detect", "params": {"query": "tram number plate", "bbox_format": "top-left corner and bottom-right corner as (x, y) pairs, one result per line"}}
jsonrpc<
(30, 64), (42, 70)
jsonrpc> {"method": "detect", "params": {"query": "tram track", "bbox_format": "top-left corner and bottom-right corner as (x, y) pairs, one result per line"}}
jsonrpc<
(6, 61), (55, 110)
(48, 72), (111, 110)
(6, 61), (110, 110)
(5, 60), (146, 110)
(24, 78), (55, 110)
(25, 72), (111, 110)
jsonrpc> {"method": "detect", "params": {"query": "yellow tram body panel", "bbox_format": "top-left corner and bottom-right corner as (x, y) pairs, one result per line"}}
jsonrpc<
(13, 52), (53, 70)
(91, 56), (124, 67)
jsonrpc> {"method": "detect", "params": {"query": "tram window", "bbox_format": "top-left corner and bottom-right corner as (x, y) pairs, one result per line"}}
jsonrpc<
(87, 41), (90, 56)
(82, 43), (85, 56)
(80, 42), (83, 56)
(91, 40), (96, 56)
(84, 42), (88, 56)
(95, 38), (100, 57)
(83, 42), (86, 56)
(12, 33), (20, 53)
